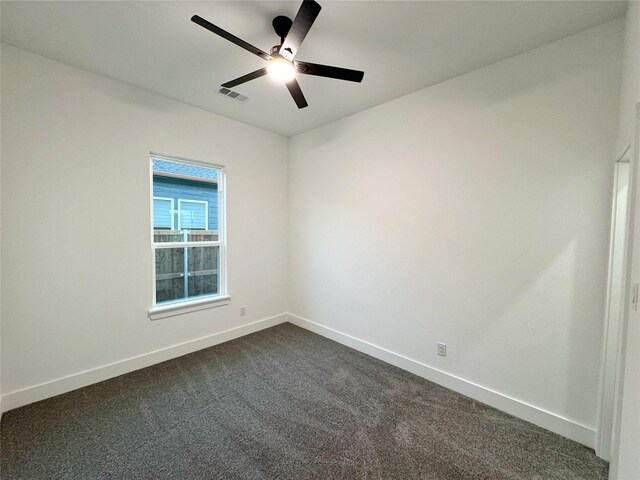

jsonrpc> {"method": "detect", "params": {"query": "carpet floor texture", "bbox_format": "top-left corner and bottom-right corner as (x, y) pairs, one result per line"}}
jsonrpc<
(1, 322), (608, 479)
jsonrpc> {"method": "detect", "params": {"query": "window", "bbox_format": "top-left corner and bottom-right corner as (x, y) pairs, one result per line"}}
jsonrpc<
(150, 155), (226, 312)
(153, 197), (174, 229)
(178, 199), (208, 230)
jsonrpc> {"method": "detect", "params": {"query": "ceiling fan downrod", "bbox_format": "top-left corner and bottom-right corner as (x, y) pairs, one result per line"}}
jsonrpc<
(272, 15), (293, 45)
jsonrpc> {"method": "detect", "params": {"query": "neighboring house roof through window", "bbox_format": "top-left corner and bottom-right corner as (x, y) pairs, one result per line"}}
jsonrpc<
(152, 159), (218, 181)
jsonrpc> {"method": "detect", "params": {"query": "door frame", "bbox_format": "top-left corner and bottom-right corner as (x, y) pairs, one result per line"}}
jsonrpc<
(595, 144), (634, 460)
(596, 104), (640, 461)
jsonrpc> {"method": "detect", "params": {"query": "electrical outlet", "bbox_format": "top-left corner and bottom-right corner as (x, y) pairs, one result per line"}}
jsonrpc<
(240, 306), (247, 316)
(437, 342), (447, 357)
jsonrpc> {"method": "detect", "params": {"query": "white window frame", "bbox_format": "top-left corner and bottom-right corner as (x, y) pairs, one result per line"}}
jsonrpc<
(177, 199), (209, 230)
(152, 196), (175, 230)
(148, 153), (229, 320)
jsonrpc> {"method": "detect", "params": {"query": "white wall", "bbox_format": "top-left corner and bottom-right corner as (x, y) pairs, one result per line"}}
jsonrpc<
(0, 44), (289, 405)
(288, 20), (623, 446)
(611, 1), (640, 478)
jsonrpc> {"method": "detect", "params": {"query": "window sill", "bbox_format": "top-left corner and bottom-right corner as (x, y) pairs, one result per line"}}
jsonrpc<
(148, 295), (231, 320)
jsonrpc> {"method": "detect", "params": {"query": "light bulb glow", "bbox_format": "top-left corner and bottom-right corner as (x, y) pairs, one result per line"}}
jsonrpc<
(267, 58), (296, 82)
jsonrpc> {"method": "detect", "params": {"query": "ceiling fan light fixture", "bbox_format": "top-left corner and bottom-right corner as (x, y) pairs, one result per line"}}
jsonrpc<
(267, 58), (296, 82)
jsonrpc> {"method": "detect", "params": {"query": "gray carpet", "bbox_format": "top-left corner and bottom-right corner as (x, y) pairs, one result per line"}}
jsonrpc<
(0, 323), (607, 479)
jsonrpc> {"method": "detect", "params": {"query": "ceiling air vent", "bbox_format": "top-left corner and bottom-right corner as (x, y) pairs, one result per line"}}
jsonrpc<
(218, 88), (248, 103)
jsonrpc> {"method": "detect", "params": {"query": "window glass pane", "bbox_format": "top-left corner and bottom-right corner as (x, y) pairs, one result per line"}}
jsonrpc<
(155, 248), (185, 303)
(188, 246), (219, 298)
(152, 159), (219, 242)
(154, 246), (219, 303)
(179, 201), (207, 230)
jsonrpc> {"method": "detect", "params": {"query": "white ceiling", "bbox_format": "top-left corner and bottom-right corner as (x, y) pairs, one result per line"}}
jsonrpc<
(1, 1), (627, 137)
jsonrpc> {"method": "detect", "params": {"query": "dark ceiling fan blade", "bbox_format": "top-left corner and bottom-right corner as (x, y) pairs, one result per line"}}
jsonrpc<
(296, 61), (364, 83)
(279, 0), (322, 61)
(222, 68), (268, 88)
(191, 15), (272, 61)
(285, 79), (308, 109)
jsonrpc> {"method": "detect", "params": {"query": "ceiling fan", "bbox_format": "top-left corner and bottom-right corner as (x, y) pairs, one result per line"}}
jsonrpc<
(191, 0), (364, 109)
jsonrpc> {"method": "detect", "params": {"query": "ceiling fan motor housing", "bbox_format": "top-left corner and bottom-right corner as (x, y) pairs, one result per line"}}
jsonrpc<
(270, 45), (294, 63)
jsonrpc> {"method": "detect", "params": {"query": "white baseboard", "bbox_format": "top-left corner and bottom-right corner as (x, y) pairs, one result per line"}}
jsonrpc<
(288, 313), (596, 448)
(1, 313), (288, 413)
